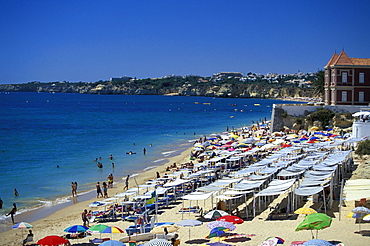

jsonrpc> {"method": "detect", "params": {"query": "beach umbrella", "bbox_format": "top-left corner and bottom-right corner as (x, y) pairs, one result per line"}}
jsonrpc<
(12, 222), (33, 229)
(347, 212), (366, 231)
(99, 240), (126, 246)
(207, 242), (232, 246)
(88, 224), (110, 233)
(302, 239), (334, 246)
(37, 235), (69, 246)
(346, 212), (364, 219)
(352, 206), (370, 214)
(204, 210), (229, 220)
(12, 222), (33, 240)
(64, 225), (89, 233)
(206, 227), (229, 239)
(101, 226), (124, 233)
(216, 215), (243, 224)
(310, 127), (319, 131)
(150, 224), (179, 234)
(265, 236), (285, 244)
(143, 238), (172, 246)
(295, 213), (332, 239)
(101, 226), (124, 239)
(363, 214), (370, 221)
(294, 207), (317, 215)
(177, 219), (202, 240)
(207, 221), (236, 231)
(255, 142), (265, 146)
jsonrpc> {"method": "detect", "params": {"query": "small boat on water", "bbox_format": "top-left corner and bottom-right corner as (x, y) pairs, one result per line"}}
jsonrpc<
(254, 104), (261, 106)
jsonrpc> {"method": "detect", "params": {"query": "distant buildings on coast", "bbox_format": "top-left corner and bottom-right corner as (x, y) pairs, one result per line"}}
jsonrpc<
(110, 71), (316, 88)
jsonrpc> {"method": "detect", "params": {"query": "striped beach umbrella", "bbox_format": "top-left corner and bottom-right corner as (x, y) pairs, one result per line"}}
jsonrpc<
(101, 226), (124, 233)
(143, 239), (172, 246)
(12, 222), (33, 229)
(12, 222), (33, 239)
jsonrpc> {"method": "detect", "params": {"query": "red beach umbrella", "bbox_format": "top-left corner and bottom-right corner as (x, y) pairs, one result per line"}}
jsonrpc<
(216, 215), (244, 224)
(37, 235), (69, 246)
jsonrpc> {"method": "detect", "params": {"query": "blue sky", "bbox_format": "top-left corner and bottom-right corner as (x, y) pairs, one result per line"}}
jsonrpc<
(1, 0), (370, 84)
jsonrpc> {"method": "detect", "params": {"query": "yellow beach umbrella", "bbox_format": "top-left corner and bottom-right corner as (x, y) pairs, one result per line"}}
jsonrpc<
(310, 126), (319, 131)
(294, 207), (317, 215)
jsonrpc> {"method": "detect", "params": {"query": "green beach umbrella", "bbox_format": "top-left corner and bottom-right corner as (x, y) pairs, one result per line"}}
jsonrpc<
(88, 224), (110, 238)
(295, 213), (332, 239)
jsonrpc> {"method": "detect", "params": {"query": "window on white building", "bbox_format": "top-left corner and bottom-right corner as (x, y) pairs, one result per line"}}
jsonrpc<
(360, 73), (365, 83)
(342, 91), (347, 102)
(342, 72), (347, 83)
(359, 92), (365, 102)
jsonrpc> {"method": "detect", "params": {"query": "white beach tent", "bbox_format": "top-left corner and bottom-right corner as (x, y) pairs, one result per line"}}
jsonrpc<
(343, 179), (370, 201)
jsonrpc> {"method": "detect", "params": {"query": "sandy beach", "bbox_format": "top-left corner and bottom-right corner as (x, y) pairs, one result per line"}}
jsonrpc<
(1, 133), (370, 246)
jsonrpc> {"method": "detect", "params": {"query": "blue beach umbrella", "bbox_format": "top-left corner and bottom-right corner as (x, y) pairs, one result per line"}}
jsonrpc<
(99, 240), (126, 246)
(64, 225), (89, 233)
(302, 239), (333, 246)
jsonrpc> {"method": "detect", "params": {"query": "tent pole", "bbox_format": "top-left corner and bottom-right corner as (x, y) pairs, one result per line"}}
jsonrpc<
(323, 189), (327, 214)
(253, 193), (256, 218)
(338, 179), (344, 221)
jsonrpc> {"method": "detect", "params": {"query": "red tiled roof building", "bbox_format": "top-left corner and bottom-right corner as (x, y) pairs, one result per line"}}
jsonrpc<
(324, 50), (370, 105)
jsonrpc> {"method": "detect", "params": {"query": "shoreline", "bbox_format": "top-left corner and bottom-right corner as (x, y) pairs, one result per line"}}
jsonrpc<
(1, 121), (368, 245)
(0, 135), (195, 231)
(0, 142), (194, 240)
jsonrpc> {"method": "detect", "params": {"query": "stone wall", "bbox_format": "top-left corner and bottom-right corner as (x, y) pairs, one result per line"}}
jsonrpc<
(270, 104), (366, 132)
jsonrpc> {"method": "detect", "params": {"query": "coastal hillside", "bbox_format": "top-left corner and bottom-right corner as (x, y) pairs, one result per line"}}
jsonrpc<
(0, 81), (317, 99)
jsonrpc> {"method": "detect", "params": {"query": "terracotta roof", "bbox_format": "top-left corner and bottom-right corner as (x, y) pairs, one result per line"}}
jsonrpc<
(326, 50), (370, 67)
(325, 52), (338, 67)
(350, 58), (370, 66)
(333, 50), (353, 65)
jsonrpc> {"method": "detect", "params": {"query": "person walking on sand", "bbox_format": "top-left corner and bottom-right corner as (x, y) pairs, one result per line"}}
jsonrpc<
(82, 209), (89, 227)
(96, 182), (103, 198)
(123, 175), (130, 190)
(102, 182), (108, 198)
(74, 182), (78, 196)
(6, 203), (17, 224)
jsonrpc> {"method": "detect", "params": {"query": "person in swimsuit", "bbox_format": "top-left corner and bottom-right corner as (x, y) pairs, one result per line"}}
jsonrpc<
(102, 182), (108, 198)
(81, 209), (89, 227)
(6, 203), (17, 224)
(123, 175), (130, 190)
(96, 182), (103, 198)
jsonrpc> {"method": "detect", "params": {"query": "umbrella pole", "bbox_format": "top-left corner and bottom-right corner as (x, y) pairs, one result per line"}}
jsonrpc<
(323, 190), (327, 214)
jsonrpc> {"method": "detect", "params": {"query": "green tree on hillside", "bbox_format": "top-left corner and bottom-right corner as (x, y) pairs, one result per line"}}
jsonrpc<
(306, 107), (335, 129)
(312, 70), (325, 98)
(355, 140), (370, 157)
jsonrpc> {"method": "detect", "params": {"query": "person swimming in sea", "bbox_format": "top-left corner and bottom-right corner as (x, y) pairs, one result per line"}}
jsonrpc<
(126, 151), (136, 155)
(97, 162), (103, 168)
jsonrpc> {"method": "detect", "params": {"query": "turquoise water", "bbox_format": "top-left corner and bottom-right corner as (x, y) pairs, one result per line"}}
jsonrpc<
(0, 92), (297, 223)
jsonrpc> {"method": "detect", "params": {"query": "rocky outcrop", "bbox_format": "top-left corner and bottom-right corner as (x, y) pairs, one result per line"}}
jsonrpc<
(0, 82), (316, 99)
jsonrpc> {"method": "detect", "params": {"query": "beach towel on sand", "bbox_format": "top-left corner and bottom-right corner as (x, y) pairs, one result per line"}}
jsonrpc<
(259, 237), (278, 246)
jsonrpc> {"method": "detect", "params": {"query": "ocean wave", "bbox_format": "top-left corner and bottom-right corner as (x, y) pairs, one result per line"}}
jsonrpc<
(143, 166), (156, 171)
(161, 150), (176, 155)
(129, 173), (139, 178)
(153, 158), (166, 163)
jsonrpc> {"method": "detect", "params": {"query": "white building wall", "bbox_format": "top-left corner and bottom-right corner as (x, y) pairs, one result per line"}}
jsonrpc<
(352, 122), (370, 138)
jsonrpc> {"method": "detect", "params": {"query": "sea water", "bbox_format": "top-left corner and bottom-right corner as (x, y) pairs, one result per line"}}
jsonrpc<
(0, 92), (298, 224)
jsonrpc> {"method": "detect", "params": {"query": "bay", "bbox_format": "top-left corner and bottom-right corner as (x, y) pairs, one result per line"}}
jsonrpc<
(0, 92), (296, 223)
